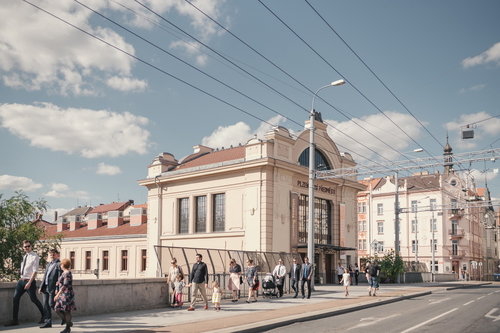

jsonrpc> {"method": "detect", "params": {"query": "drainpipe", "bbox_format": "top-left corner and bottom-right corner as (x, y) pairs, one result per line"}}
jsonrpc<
(155, 175), (162, 277)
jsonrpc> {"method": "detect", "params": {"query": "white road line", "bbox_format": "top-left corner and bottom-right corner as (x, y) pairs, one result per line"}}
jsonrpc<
(401, 308), (458, 333)
(488, 292), (493, 295)
(463, 300), (475, 306)
(429, 298), (450, 304)
(477, 296), (485, 300)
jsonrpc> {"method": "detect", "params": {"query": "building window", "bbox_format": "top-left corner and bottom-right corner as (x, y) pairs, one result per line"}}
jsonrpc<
(298, 194), (332, 244)
(430, 198), (437, 211)
(358, 220), (366, 232)
(451, 219), (458, 234)
(102, 251), (109, 271)
(121, 250), (128, 271)
(363, 239), (367, 250)
(213, 193), (225, 232)
(179, 198), (189, 234)
(412, 240), (418, 252)
(69, 251), (75, 270)
(377, 203), (383, 215)
(85, 251), (91, 271)
(196, 196), (207, 233)
(452, 240), (458, 255)
(298, 147), (332, 170)
(430, 218), (437, 232)
(141, 249), (147, 272)
(451, 198), (458, 208)
(430, 239), (437, 251)
(358, 202), (366, 213)
(358, 239), (363, 250)
(377, 222), (384, 234)
(411, 200), (418, 212)
(377, 241), (384, 252)
(412, 220), (418, 233)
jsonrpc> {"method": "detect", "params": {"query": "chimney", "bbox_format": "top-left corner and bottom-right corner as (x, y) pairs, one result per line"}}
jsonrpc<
(130, 208), (147, 226)
(87, 213), (103, 230)
(54, 211), (58, 223)
(57, 217), (69, 232)
(108, 210), (124, 228)
(70, 215), (81, 231)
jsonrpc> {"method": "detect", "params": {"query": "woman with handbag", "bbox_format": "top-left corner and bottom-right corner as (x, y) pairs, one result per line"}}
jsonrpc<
(167, 258), (183, 308)
(228, 258), (242, 302)
(245, 259), (258, 303)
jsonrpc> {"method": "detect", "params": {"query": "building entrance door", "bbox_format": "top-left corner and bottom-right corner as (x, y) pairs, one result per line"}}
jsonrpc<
(325, 254), (332, 283)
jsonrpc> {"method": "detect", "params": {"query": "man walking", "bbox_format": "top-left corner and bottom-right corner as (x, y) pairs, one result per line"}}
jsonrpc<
(38, 249), (62, 328)
(289, 258), (301, 298)
(300, 257), (313, 299)
(187, 253), (209, 311)
(366, 260), (380, 296)
(5, 240), (45, 326)
(272, 258), (287, 297)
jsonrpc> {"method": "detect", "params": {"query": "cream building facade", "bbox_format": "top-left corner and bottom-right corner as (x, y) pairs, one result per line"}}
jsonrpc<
(139, 120), (365, 282)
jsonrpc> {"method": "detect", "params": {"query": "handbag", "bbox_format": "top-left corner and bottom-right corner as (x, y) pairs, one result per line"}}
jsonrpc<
(239, 276), (244, 285)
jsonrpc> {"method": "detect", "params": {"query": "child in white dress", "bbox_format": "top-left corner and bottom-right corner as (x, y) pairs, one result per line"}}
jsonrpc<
(339, 268), (351, 297)
(212, 280), (221, 311)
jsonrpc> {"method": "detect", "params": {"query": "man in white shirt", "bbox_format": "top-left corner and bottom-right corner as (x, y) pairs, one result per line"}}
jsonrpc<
(336, 263), (345, 285)
(5, 240), (44, 327)
(272, 258), (287, 297)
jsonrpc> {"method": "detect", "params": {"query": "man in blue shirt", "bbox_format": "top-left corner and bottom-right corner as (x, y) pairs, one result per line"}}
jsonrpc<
(187, 253), (209, 310)
(300, 257), (313, 299)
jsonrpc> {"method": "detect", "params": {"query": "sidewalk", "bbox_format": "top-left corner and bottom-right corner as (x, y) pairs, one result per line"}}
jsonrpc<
(1, 282), (491, 333)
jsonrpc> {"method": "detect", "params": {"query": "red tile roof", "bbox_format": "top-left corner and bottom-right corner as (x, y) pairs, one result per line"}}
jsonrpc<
(88, 201), (131, 214)
(174, 146), (246, 170)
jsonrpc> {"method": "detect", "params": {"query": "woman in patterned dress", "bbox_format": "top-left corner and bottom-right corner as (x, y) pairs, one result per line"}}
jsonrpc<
(245, 259), (258, 303)
(54, 259), (76, 333)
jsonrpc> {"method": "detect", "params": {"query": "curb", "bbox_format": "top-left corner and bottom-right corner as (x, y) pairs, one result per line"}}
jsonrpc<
(445, 282), (492, 290)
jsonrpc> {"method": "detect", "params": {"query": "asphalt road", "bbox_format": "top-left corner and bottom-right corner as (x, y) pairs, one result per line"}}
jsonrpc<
(267, 285), (500, 333)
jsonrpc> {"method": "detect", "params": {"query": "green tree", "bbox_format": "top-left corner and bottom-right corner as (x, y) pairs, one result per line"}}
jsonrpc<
(0, 191), (63, 281)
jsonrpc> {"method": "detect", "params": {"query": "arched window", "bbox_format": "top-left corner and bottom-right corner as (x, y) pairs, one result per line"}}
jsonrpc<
(298, 148), (331, 170)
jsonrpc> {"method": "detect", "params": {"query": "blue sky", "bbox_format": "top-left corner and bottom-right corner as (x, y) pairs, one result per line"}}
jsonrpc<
(1, 0), (500, 220)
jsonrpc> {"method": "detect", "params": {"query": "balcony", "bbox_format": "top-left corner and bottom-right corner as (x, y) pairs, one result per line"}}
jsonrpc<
(448, 228), (465, 239)
(448, 250), (466, 259)
(449, 208), (464, 218)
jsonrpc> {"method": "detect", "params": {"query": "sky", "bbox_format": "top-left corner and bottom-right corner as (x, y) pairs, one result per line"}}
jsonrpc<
(1, 0), (500, 221)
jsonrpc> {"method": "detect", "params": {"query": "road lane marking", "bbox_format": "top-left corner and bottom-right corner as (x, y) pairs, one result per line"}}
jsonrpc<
(348, 314), (400, 330)
(463, 300), (475, 306)
(485, 308), (500, 322)
(429, 298), (450, 304)
(488, 293), (493, 295)
(477, 296), (485, 300)
(401, 308), (458, 333)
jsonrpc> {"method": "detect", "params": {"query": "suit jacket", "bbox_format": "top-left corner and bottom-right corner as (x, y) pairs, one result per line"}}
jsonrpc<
(300, 263), (313, 280)
(289, 263), (301, 281)
(40, 259), (62, 294)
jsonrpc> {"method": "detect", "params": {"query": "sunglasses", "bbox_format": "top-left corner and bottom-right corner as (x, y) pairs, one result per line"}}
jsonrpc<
(24, 245), (31, 248)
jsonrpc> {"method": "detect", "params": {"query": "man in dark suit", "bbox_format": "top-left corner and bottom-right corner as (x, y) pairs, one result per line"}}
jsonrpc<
(300, 257), (314, 299)
(289, 257), (301, 298)
(38, 249), (62, 328)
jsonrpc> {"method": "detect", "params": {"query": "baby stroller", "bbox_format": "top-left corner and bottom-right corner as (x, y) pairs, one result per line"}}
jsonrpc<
(262, 273), (279, 298)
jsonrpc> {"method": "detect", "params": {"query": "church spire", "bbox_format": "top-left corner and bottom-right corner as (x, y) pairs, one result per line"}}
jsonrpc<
(443, 134), (453, 174)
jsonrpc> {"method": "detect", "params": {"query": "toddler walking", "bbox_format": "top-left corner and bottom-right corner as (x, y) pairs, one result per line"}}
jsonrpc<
(212, 280), (221, 311)
(173, 273), (185, 309)
(340, 268), (351, 297)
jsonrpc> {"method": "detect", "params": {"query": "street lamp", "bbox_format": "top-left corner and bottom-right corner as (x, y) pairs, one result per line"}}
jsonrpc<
(308, 79), (346, 277)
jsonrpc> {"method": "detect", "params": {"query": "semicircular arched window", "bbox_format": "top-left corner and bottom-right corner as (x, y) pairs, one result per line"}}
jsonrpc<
(298, 148), (331, 170)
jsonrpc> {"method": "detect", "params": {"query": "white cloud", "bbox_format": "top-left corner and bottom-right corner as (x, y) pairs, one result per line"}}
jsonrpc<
(43, 184), (89, 200)
(444, 111), (500, 149)
(324, 111), (425, 162)
(0, 102), (151, 158)
(202, 115), (287, 149)
(0, 175), (43, 191)
(462, 41), (500, 69)
(96, 162), (122, 175)
(0, 1), (143, 95)
(468, 169), (499, 184)
(51, 183), (70, 192)
(106, 76), (148, 92)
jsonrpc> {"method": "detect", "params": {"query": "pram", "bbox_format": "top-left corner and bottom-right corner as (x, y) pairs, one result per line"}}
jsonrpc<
(262, 273), (280, 298)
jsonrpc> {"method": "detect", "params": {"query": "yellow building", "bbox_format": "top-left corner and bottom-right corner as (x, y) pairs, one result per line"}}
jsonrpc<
(139, 119), (364, 282)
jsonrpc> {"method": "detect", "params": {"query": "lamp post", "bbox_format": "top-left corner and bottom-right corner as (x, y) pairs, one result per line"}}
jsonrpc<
(413, 195), (429, 271)
(308, 79), (346, 277)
